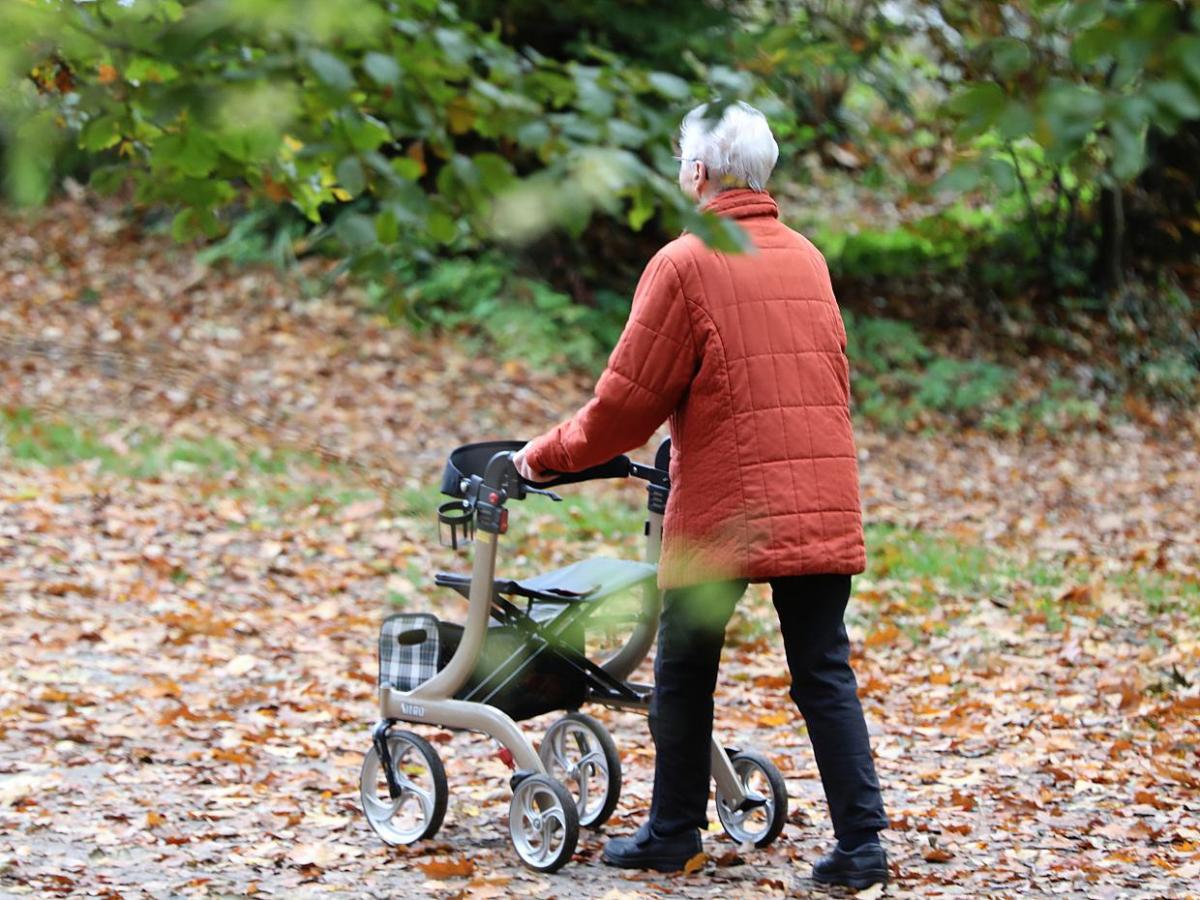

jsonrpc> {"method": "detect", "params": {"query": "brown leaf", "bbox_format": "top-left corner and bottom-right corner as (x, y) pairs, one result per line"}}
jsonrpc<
(924, 847), (954, 863)
(865, 624), (899, 647)
(418, 857), (476, 879)
(714, 849), (743, 867)
(682, 851), (708, 875)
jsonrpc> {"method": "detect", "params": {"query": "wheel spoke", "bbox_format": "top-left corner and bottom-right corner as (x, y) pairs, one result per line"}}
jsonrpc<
(540, 816), (557, 853)
(576, 772), (589, 814)
(577, 750), (604, 770)
(405, 784), (434, 821)
(550, 735), (572, 774)
(363, 791), (394, 819)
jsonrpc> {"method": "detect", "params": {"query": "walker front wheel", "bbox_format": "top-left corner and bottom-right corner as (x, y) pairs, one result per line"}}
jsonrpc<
(539, 712), (622, 828)
(360, 730), (447, 845)
(508, 774), (579, 873)
(715, 749), (788, 848)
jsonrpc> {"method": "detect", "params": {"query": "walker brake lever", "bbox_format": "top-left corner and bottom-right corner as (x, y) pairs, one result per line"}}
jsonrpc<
(524, 486), (562, 502)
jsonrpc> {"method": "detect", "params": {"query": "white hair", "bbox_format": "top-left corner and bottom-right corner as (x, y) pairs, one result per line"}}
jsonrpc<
(679, 101), (779, 192)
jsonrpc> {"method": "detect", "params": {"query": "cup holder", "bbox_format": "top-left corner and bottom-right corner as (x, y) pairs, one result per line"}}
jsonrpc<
(438, 500), (475, 549)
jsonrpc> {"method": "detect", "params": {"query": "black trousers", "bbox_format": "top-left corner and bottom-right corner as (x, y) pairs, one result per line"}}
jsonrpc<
(646, 574), (888, 840)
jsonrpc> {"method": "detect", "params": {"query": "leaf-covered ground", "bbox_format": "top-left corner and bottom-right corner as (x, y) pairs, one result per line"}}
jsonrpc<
(1, 200), (1198, 898)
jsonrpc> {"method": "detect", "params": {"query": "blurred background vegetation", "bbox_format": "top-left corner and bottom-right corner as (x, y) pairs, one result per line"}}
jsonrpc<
(3, 0), (1198, 432)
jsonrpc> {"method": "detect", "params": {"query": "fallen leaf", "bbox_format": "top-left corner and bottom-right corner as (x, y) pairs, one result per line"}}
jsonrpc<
(682, 851), (708, 875)
(418, 857), (476, 879)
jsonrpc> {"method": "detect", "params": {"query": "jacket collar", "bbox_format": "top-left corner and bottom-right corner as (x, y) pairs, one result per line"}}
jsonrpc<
(702, 188), (779, 221)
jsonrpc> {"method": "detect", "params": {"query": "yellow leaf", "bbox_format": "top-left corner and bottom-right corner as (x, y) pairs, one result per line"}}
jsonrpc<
(446, 96), (475, 134)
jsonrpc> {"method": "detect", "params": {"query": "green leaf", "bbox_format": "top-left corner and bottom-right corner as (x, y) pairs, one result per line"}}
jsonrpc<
(627, 187), (655, 231)
(472, 152), (515, 194)
(1071, 25), (1120, 66)
(981, 156), (1017, 194)
(80, 116), (121, 152)
(171, 208), (200, 242)
(1109, 119), (1146, 181)
(1146, 80), (1200, 121)
(375, 208), (399, 245)
(1063, 0), (1106, 31)
(947, 84), (1008, 136)
(306, 49), (355, 92)
(124, 57), (179, 84)
(427, 209), (458, 244)
(995, 101), (1036, 140)
(573, 67), (615, 118)
(391, 157), (423, 181)
(513, 120), (551, 152)
(156, 130), (219, 178)
(1175, 37), (1200, 85)
(88, 165), (127, 196)
(947, 84), (1006, 118)
(363, 52), (401, 86)
(986, 38), (1032, 80)
(647, 71), (690, 100)
(1036, 82), (1106, 155)
(933, 160), (983, 195)
(334, 211), (377, 250)
(343, 113), (391, 152)
(608, 119), (648, 147)
(336, 156), (365, 196)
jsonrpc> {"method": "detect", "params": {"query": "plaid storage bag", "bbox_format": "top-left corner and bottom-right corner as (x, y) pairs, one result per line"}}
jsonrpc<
(378, 613), (449, 691)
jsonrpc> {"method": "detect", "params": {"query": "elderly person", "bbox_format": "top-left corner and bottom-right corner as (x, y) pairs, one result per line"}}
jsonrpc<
(513, 101), (888, 889)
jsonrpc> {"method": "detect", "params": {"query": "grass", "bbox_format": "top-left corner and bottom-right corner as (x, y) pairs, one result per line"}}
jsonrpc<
(863, 523), (995, 606)
(0, 406), (374, 513)
(7, 407), (1196, 625)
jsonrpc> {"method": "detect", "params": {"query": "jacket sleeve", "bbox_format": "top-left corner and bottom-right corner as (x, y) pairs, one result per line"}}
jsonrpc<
(524, 251), (696, 474)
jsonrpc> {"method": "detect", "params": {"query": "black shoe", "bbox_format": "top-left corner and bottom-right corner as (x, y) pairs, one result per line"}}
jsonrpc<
(812, 842), (889, 889)
(602, 823), (702, 872)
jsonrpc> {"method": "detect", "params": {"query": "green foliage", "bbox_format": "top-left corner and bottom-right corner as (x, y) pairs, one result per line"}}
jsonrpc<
(4, 0), (762, 264)
(935, 0), (1200, 188)
(371, 252), (626, 371)
(843, 310), (1112, 432)
(1106, 281), (1200, 403)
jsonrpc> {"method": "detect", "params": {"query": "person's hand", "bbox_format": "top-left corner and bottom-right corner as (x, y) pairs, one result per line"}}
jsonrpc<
(513, 447), (551, 483)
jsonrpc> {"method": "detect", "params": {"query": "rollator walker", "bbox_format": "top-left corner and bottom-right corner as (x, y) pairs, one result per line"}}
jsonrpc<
(359, 440), (789, 871)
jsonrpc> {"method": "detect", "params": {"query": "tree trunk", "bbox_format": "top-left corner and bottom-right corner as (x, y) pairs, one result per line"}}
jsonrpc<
(1097, 186), (1125, 296)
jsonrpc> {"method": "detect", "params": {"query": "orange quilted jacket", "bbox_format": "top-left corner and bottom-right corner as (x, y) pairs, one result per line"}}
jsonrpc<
(525, 188), (866, 589)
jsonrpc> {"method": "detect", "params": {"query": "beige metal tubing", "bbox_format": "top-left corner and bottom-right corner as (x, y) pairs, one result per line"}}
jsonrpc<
(711, 738), (746, 806)
(380, 691), (544, 772)
(600, 510), (663, 682)
(407, 530), (498, 700)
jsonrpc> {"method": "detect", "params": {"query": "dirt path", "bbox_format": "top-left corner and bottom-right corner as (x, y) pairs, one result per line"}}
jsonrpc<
(1, 200), (1198, 898)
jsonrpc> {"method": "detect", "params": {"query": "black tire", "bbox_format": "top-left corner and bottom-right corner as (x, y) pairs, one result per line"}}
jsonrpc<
(539, 712), (622, 828)
(509, 774), (580, 873)
(714, 748), (788, 849)
(360, 729), (448, 845)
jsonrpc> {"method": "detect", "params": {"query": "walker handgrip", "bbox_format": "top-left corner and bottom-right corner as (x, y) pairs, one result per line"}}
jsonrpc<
(441, 441), (634, 498)
(532, 455), (633, 487)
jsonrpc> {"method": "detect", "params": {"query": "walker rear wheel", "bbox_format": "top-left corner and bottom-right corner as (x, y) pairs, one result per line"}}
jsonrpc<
(360, 730), (448, 845)
(539, 712), (622, 828)
(508, 774), (579, 873)
(715, 749), (788, 848)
